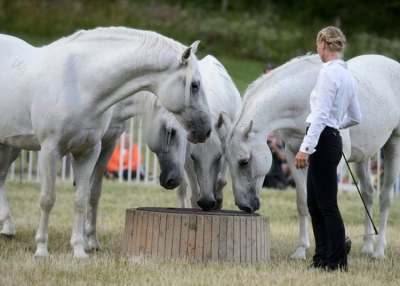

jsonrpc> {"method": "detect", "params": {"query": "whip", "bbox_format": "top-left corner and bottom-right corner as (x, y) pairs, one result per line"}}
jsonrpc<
(342, 152), (379, 242)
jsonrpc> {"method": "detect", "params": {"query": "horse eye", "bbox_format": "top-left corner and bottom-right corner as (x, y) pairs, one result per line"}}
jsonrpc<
(191, 82), (199, 92)
(239, 159), (249, 167)
(190, 154), (195, 160)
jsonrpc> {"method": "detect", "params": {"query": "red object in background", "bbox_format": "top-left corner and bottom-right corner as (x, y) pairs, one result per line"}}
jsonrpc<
(106, 145), (142, 173)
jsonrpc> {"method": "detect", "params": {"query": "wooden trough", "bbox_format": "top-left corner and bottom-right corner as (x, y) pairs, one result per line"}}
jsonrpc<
(122, 207), (270, 263)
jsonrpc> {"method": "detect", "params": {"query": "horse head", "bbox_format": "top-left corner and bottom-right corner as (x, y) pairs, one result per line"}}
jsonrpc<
(188, 128), (225, 211)
(143, 100), (186, 190)
(154, 41), (212, 144)
(216, 112), (272, 213)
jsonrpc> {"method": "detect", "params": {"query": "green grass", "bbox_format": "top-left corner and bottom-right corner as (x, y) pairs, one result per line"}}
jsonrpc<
(1, 181), (400, 285)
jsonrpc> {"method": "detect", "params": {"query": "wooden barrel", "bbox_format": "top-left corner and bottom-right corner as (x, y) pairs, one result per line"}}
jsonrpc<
(122, 207), (270, 263)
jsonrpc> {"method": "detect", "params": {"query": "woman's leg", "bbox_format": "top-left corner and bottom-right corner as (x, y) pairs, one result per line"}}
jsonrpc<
(309, 138), (347, 270)
(307, 156), (328, 267)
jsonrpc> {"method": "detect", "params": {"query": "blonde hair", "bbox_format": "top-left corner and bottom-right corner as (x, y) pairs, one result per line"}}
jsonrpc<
(317, 26), (346, 58)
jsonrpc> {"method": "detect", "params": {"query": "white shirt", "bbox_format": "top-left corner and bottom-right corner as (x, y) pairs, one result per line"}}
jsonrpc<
(300, 59), (361, 154)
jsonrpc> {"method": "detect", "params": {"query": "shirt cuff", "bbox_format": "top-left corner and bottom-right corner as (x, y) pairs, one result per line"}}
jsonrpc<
(300, 142), (316, 154)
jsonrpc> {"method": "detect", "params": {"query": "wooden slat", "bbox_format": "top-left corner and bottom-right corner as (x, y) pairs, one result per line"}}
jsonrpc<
(265, 217), (271, 262)
(171, 214), (182, 259)
(135, 211), (143, 255)
(233, 216), (241, 262)
(246, 217), (252, 263)
(145, 212), (154, 256)
(251, 217), (257, 263)
(179, 215), (189, 259)
(211, 216), (220, 261)
(131, 210), (139, 255)
(164, 214), (175, 259)
(187, 215), (197, 259)
(158, 213), (167, 258)
(256, 217), (261, 262)
(240, 217), (246, 263)
(151, 213), (161, 258)
(122, 209), (130, 255)
(203, 216), (212, 261)
(126, 210), (135, 255)
(260, 215), (265, 262)
(226, 217), (234, 262)
(219, 216), (227, 261)
(139, 211), (148, 255)
(195, 215), (205, 262)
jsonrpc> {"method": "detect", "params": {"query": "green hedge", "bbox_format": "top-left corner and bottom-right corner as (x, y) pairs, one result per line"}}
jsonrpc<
(1, 0), (399, 64)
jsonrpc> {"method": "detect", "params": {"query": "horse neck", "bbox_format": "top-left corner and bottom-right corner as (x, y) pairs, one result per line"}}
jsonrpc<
(51, 33), (179, 116)
(237, 69), (318, 141)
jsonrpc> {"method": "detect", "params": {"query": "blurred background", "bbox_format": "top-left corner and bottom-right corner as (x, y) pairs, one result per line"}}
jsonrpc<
(1, 0), (399, 92)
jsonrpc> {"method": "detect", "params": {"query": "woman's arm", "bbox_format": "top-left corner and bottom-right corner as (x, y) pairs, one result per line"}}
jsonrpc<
(339, 90), (362, 129)
(300, 69), (337, 154)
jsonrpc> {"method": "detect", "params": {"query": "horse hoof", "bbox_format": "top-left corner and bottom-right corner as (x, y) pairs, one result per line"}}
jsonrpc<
(34, 250), (50, 258)
(290, 249), (306, 260)
(0, 233), (16, 240)
(345, 236), (352, 255)
(74, 252), (89, 259)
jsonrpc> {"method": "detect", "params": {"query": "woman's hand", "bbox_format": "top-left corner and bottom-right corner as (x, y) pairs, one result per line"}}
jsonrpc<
(295, 151), (309, 169)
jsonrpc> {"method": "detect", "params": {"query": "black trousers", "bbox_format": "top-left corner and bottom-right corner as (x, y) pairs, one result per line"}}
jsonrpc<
(307, 126), (347, 271)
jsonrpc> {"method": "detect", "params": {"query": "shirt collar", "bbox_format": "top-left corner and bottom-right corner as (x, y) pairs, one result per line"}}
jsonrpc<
(322, 59), (347, 68)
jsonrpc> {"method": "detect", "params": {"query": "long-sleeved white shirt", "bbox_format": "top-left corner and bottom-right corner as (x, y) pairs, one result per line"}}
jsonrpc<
(300, 59), (361, 154)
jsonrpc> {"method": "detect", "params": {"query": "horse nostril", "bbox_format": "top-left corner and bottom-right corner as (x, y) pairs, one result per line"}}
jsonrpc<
(210, 200), (216, 209)
(242, 207), (252, 213)
(206, 130), (211, 138)
(166, 178), (174, 186)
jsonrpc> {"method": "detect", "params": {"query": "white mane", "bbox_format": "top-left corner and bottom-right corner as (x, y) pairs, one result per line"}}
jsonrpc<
(50, 27), (187, 54)
(199, 55), (242, 121)
(243, 54), (321, 103)
(49, 27), (198, 107)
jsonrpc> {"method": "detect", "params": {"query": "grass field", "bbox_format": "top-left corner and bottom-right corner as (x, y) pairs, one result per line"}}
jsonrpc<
(1, 180), (400, 285)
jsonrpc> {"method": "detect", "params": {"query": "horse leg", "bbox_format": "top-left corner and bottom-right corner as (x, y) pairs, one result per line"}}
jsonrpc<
(214, 159), (228, 210)
(85, 141), (116, 252)
(353, 160), (375, 254)
(0, 145), (21, 238)
(34, 145), (59, 257)
(71, 142), (101, 259)
(285, 148), (309, 260)
(373, 137), (400, 259)
(185, 159), (200, 209)
(176, 177), (188, 208)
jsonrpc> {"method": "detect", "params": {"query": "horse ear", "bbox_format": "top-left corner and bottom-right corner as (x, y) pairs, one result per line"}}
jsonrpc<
(190, 40), (201, 54)
(243, 120), (253, 138)
(215, 111), (232, 130)
(215, 112), (231, 147)
(181, 46), (192, 64)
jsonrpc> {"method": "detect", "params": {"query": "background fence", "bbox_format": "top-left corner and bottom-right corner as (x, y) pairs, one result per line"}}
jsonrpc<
(7, 121), (400, 196)
(7, 118), (160, 185)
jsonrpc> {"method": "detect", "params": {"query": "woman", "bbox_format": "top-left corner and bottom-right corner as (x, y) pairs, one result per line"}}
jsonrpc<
(295, 26), (362, 272)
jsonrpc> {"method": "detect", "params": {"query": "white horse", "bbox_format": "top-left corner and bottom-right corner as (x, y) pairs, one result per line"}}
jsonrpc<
(0, 27), (212, 258)
(85, 92), (187, 251)
(217, 54), (400, 259)
(176, 55), (242, 211)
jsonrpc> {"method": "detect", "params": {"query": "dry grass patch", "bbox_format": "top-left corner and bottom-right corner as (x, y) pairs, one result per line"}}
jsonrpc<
(1, 181), (400, 285)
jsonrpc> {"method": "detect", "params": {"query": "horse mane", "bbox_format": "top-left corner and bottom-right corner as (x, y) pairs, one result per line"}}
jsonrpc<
(50, 27), (187, 54)
(243, 54), (320, 103)
(199, 55), (242, 121)
(50, 27), (198, 111)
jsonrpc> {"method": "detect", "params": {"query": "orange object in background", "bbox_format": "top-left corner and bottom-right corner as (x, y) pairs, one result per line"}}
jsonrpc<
(107, 144), (142, 173)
